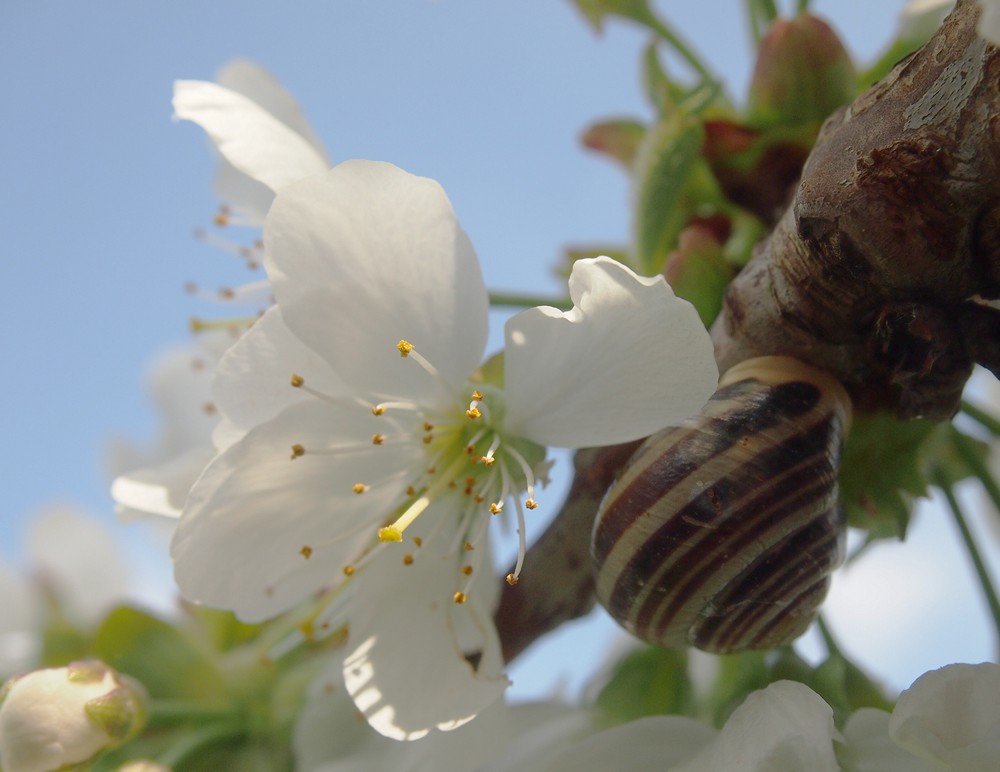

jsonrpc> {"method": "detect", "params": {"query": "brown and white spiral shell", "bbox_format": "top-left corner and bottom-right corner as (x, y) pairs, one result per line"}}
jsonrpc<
(592, 356), (852, 653)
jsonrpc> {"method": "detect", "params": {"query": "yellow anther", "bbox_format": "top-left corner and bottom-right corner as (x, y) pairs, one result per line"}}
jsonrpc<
(422, 434), (433, 444)
(352, 483), (367, 494)
(343, 565), (355, 576)
(465, 445), (476, 455)
(464, 541), (475, 551)
(379, 526), (403, 543)
(202, 402), (217, 415)
(489, 502), (503, 515)
(213, 212), (229, 227)
(371, 404), (385, 416)
(413, 536), (423, 547)
(472, 390), (484, 401)
(290, 444), (305, 459)
(403, 554), (414, 566)
(397, 340), (414, 357)
(453, 592), (467, 604)
(290, 373), (304, 388)
(480, 456), (495, 466)
(372, 434), (385, 445)
(505, 573), (519, 586)
(406, 485), (417, 496)
(474, 494), (485, 504)
(300, 545), (313, 559)
(423, 422), (434, 432)
(525, 498), (538, 510)
(466, 408), (482, 420)
(462, 565), (473, 576)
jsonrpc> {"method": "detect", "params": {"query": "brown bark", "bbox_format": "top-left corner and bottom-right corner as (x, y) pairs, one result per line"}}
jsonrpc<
(496, 0), (1000, 662)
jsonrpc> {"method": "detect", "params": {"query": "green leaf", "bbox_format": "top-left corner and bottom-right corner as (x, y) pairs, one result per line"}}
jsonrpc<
(839, 411), (935, 541)
(840, 413), (987, 544)
(633, 113), (725, 275)
(595, 646), (693, 724)
(569, 0), (659, 35)
(93, 606), (230, 705)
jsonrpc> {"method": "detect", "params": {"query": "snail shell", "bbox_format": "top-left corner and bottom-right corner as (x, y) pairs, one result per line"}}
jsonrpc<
(592, 356), (852, 653)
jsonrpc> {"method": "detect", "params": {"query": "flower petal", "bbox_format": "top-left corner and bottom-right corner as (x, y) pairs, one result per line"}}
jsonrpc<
(264, 160), (489, 406)
(343, 535), (508, 741)
(172, 400), (421, 622)
(841, 708), (923, 772)
(173, 80), (328, 195)
(888, 662), (1000, 771)
(216, 59), (328, 159)
(111, 445), (217, 521)
(493, 715), (715, 772)
(212, 306), (348, 448)
(675, 680), (840, 772)
(503, 257), (718, 447)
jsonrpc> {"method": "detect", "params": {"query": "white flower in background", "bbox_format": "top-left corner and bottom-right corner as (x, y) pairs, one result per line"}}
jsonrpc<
(888, 662), (1000, 770)
(173, 58), (329, 226)
(898, 0), (954, 43)
(981, 0), (1000, 44)
(112, 60), (332, 524)
(110, 333), (231, 522)
(0, 660), (147, 772)
(171, 159), (718, 739)
(898, 0), (1000, 45)
(0, 508), (133, 679)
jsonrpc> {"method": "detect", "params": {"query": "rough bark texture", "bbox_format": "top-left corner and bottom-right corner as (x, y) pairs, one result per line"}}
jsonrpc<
(714, 0), (1000, 420)
(496, 0), (1000, 663)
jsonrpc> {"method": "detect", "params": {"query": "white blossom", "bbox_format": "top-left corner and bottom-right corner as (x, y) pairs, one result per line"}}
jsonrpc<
(171, 158), (718, 740)
(888, 662), (1000, 770)
(173, 58), (329, 225)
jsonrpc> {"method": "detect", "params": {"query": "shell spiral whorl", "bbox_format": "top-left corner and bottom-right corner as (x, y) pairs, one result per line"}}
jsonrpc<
(592, 356), (852, 653)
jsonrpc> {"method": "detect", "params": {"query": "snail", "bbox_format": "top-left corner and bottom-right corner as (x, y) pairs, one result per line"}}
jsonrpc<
(591, 355), (852, 653)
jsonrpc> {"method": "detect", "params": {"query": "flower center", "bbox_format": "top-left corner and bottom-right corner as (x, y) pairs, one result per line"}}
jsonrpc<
(289, 339), (547, 603)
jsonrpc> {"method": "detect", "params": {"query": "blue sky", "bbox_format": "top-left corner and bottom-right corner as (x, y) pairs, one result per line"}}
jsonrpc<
(6, 0), (997, 703)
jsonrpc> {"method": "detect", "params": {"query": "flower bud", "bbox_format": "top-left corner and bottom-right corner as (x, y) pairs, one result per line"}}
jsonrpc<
(748, 13), (856, 127)
(0, 660), (148, 772)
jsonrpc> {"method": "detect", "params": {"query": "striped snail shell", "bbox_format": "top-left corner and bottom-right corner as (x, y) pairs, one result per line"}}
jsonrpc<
(592, 355), (852, 654)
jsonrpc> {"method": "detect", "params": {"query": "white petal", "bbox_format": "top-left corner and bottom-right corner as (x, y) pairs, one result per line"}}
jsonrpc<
(841, 709), (925, 772)
(211, 305), (347, 448)
(293, 660), (379, 772)
(212, 158), (275, 224)
(343, 536), (508, 741)
(173, 80), (328, 194)
(112, 445), (217, 521)
(0, 559), (41, 678)
(504, 257), (718, 447)
(264, 161), (489, 406)
(480, 702), (596, 772)
(172, 400), (421, 622)
(494, 715), (715, 772)
(889, 662), (1000, 771)
(26, 508), (131, 628)
(675, 681), (840, 772)
(215, 59), (328, 159)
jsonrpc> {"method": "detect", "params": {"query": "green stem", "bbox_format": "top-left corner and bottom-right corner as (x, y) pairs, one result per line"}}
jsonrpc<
(962, 399), (1000, 437)
(155, 720), (246, 768)
(815, 615), (842, 660)
(796, 0), (811, 13)
(630, 5), (717, 84)
(935, 470), (1000, 649)
(489, 291), (571, 310)
(147, 700), (242, 728)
